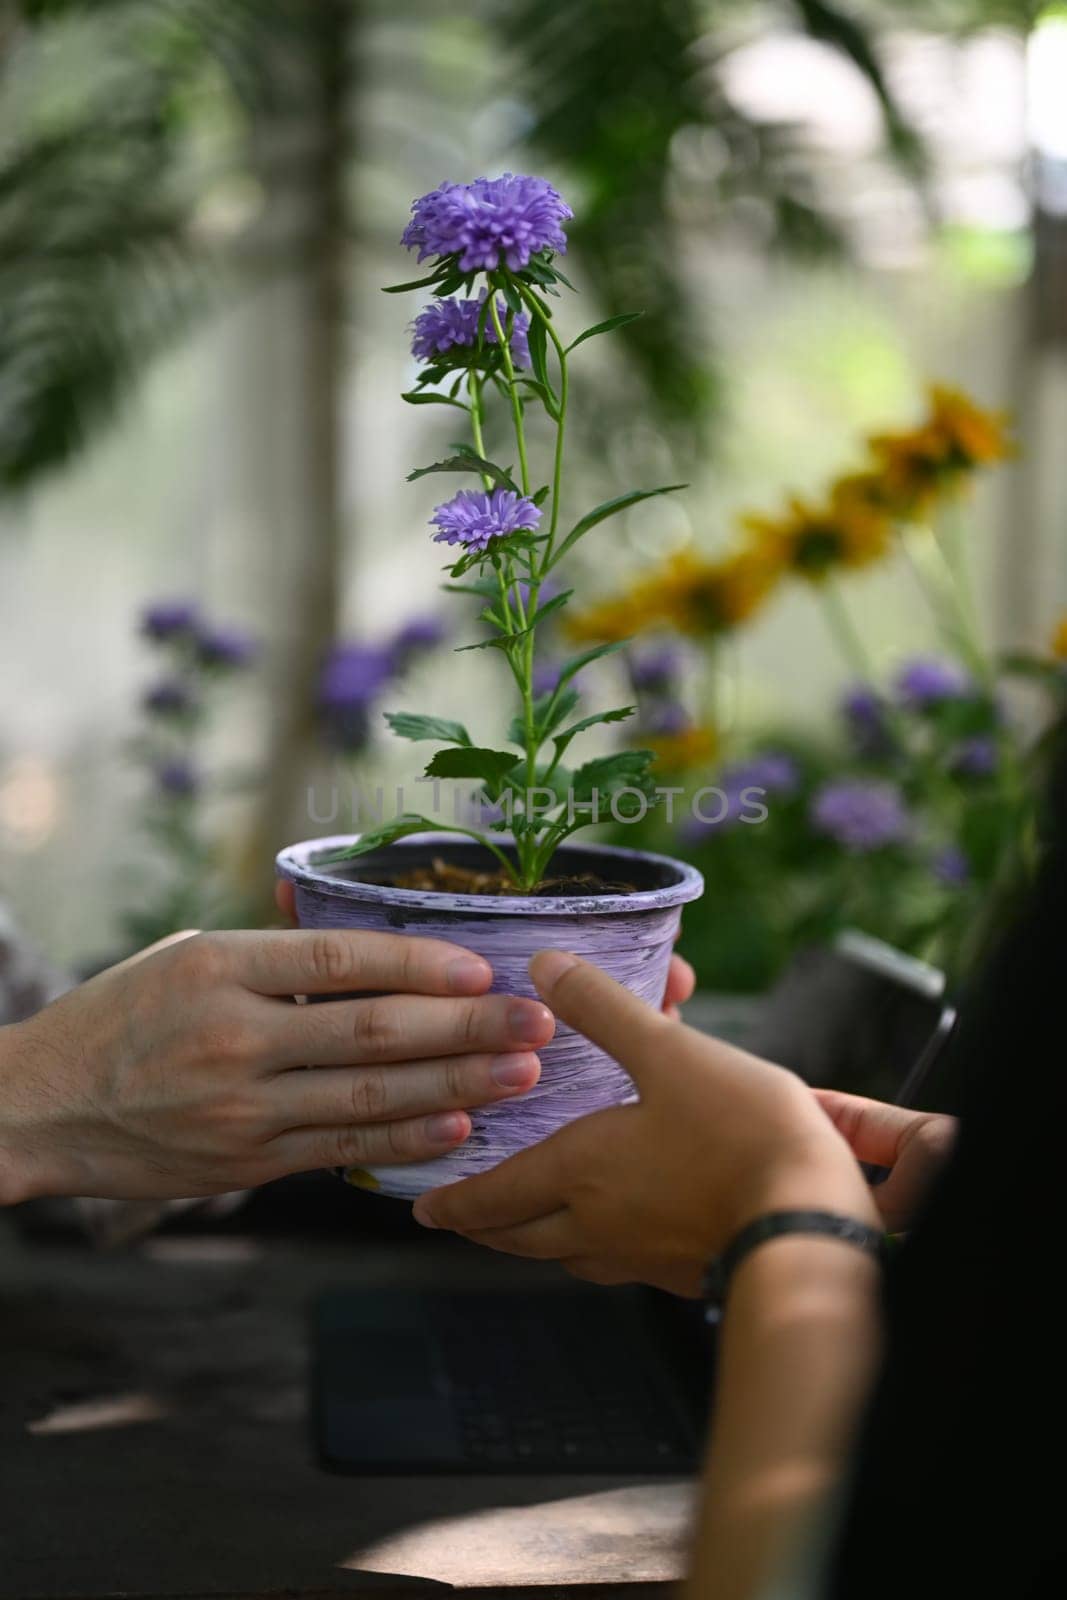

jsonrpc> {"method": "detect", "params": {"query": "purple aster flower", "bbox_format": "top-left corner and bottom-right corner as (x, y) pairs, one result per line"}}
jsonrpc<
(196, 624), (258, 670)
(156, 758), (198, 798)
(630, 645), (683, 693)
(143, 678), (197, 717)
(950, 735), (998, 778)
(402, 174), (573, 272)
(895, 656), (974, 709)
(810, 778), (912, 853)
(932, 844), (970, 886)
(389, 615), (447, 664)
(141, 599), (198, 641)
(430, 487), (541, 554)
(411, 294), (530, 368)
(841, 683), (895, 758)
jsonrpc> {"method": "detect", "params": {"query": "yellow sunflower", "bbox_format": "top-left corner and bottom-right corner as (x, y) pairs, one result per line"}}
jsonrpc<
(742, 492), (892, 583)
(927, 385), (1015, 467)
(646, 721), (719, 772)
(644, 548), (780, 636)
(866, 386), (1014, 518)
(567, 546), (777, 644)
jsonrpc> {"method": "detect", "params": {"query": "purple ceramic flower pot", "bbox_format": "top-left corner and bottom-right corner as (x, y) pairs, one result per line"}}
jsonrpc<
(275, 832), (704, 1199)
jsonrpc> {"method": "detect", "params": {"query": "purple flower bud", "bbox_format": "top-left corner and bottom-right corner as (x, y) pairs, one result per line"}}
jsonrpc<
(629, 645), (683, 693)
(143, 679), (197, 717)
(950, 736), (997, 778)
(841, 683), (895, 757)
(156, 758), (198, 797)
(895, 656), (974, 709)
(196, 625), (258, 670)
(141, 600), (198, 642)
(390, 616), (447, 663)
(932, 844), (970, 886)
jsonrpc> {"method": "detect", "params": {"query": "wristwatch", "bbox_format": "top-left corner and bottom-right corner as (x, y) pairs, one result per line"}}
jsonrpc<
(702, 1209), (889, 1322)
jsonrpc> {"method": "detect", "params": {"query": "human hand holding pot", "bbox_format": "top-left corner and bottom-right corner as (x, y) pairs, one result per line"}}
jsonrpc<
(0, 928), (552, 1204)
(414, 949), (878, 1296)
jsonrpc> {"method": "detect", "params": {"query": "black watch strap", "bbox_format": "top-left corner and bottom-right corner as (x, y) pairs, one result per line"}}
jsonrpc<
(703, 1209), (888, 1321)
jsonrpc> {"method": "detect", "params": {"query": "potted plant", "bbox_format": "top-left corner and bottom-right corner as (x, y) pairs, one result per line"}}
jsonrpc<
(276, 173), (703, 1199)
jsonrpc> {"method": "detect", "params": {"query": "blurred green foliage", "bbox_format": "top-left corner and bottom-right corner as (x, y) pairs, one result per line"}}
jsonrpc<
(0, 0), (943, 494)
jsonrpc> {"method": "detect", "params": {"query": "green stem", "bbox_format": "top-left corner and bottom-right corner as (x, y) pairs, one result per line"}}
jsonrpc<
(899, 523), (992, 686)
(816, 578), (878, 684)
(517, 283), (570, 566)
(488, 293), (541, 884)
(488, 296), (531, 495)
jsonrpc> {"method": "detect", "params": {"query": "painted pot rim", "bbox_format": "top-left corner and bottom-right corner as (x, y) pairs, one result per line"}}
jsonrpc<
(275, 832), (704, 917)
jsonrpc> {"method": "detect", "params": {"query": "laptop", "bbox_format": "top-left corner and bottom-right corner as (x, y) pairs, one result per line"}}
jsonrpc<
(313, 932), (956, 1476)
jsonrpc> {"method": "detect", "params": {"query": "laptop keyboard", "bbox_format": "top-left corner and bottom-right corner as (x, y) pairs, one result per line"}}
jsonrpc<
(433, 1292), (699, 1472)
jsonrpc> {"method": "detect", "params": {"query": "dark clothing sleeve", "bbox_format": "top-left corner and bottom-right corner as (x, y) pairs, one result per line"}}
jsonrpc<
(829, 778), (1066, 1598)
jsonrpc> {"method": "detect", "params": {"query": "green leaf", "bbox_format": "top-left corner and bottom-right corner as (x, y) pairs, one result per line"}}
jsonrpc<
(570, 750), (658, 816)
(454, 634), (513, 653)
(555, 638), (630, 691)
(424, 747), (522, 788)
(565, 312), (643, 353)
(441, 577), (503, 600)
(401, 391), (469, 411)
(518, 377), (560, 419)
(325, 814), (438, 858)
(382, 272), (449, 295)
(384, 712), (472, 746)
(551, 705), (636, 763)
(527, 588), (573, 629)
(550, 484), (687, 567)
(408, 452), (518, 492)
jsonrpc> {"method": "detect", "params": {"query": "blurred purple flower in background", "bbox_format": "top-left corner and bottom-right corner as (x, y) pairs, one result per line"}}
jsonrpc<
(629, 644), (683, 694)
(680, 750), (799, 845)
(402, 174), (572, 271)
(196, 624), (258, 670)
(431, 487), (541, 553)
(724, 751), (800, 797)
(411, 295), (530, 368)
(950, 735), (998, 777)
(143, 679), (197, 717)
(841, 683), (894, 758)
(389, 615), (447, 667)
(811, 778), (912, 852)
(514, 574), (561, 612)
(895, 656), (974, 709)
(156, 758), (198, 798)
(647, 701), (690, 736)
(931, 844), (970, 886)
(141, 600), (198, 641)
(319, 643), (396, 753)
(532, 659), (563, 698)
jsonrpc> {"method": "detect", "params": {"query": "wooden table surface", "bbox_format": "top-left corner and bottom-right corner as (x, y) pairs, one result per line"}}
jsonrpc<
(0, 1216), (692, 1599)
